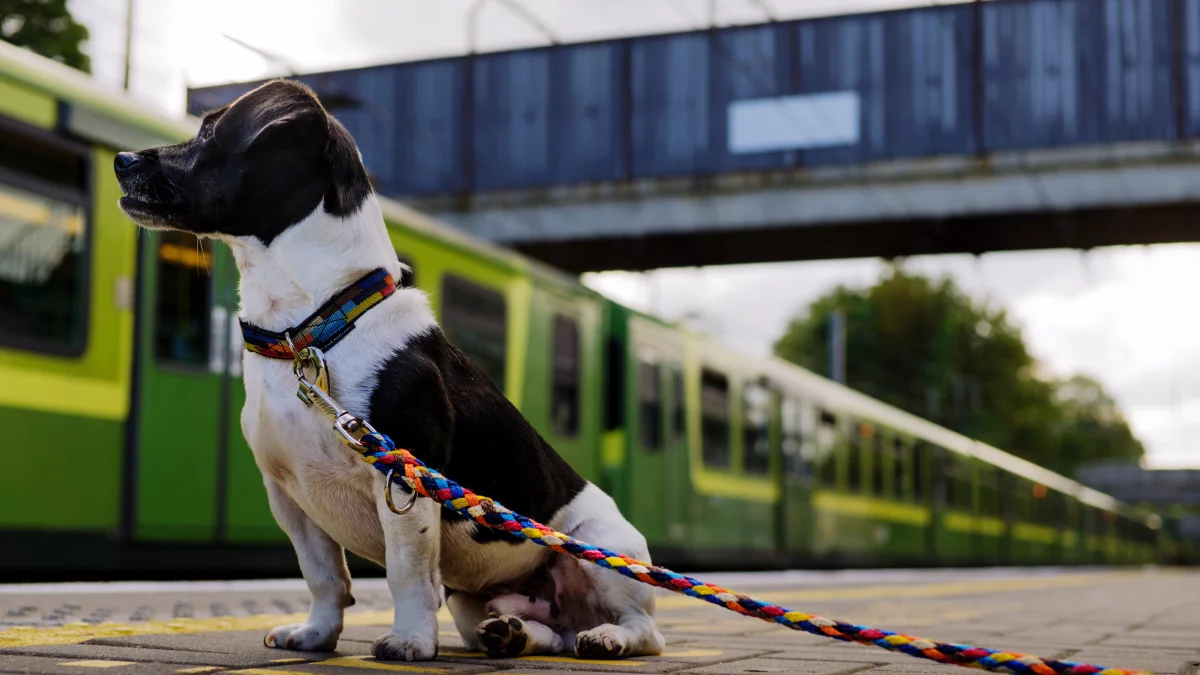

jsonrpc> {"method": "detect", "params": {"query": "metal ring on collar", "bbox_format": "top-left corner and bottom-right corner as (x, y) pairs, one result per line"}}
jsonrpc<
(384, 468), (418, 515)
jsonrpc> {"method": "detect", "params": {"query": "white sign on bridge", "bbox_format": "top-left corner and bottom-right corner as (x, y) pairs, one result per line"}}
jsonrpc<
(728, 91), (861, 154)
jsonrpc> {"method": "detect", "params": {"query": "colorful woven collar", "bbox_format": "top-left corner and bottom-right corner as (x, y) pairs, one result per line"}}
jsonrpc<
(240, 267), (397, 359)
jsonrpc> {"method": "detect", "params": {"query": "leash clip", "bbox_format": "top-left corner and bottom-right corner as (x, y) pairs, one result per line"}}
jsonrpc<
(286, 332), (375, 450)
(284, 331), (414, 515)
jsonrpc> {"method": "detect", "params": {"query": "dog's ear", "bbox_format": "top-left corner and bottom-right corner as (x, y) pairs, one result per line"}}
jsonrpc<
(220, 80), (324, 152)
(237, 108), (322, 151)
(322, 115), (371, 217)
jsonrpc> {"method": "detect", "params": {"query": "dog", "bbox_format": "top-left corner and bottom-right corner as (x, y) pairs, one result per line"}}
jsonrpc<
(114, 79), (664, 662)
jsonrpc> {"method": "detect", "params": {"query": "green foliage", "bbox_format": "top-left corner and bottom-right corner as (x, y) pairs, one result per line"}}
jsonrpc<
(0, 0), (90, 73)
(773, 265), (1144, 476)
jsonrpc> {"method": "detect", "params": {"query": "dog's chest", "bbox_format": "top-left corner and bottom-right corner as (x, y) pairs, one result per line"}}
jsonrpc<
(240, 355), (387, 559)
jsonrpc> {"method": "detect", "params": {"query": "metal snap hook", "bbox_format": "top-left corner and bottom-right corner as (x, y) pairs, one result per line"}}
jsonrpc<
(384, 468), (417, 515)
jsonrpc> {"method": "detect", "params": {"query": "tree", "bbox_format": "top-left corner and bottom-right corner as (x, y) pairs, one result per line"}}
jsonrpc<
(773, 265), (1143, 475)
(1053, 374), (1145, 471)
(0, 0), (90, 73)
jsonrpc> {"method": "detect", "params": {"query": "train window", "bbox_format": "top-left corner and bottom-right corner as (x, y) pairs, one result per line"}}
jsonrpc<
(913, 441), (931, 502)
(700, 368), (730, 468)
(743, 381), (771, 475)
(604, 336), (625, 431)
(396, 252), (415, 287)
(442, 275), (507, 390)
(1017, 479), (1035, 522)
(669, 364), (685, 444)
(638, 350), (662, 450)
(849, 421), (874, 493)
(154, 231), (213, 367)
(891, 437), (907, 501)
(941, 449), (966, 509)
(869, 431), (886, 497)
(550, 314), (580, 437)
(0, 125), (87, 188)
(0, 127), (89, 355)
(817, 410), (838, 488)
(1046, 488), (1066, 527)
(781, 397), (802, 476)
(978, 464), (1000, 518)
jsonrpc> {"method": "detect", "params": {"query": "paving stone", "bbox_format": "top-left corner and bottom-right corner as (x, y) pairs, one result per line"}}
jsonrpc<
(753, 647), (916, 665)
(83, 630), (345, 656)
(0, 653), (215, 675)
(670, 657), (873, 674)
(427, 647), (722, 673)
(861, 663), (979, 675)
(1064, 648), (1195, 675)
(223, 654), (501, 674)
(0, 644), (285, 669)
(1102, 637), (1200, 651)
(657, 633), (837, 648)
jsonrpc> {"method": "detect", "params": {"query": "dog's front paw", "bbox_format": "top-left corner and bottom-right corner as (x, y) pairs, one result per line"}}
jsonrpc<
(575, 625), (628, 659)
(372, 632), (437, 662)
(476, 615), (529, 658)
(264, 622), (340, 651)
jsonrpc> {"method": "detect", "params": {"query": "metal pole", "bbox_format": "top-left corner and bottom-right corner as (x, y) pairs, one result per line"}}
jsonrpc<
(467, 0), (488, 54)
(122, 0), (134, 90)
(829, 309), (846, 385)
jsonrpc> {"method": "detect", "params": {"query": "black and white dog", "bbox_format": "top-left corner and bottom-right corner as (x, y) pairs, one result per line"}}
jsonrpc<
(114, 80), (663, 662)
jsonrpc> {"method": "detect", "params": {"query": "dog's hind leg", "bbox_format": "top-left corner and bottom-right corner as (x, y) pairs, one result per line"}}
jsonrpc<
(474, 593), (563, 657)
(444, 589), (488, 650)
(371, 480), (441, 662)
(263, 478), (353, 651)
(551, 484), (665, 659)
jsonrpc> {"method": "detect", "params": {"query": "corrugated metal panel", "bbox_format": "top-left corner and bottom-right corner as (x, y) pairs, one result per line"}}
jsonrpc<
(473, 49), (551, 190)
(709, 24), (792, 172)
(794, 4), (975, 166)
(630, 32), (711, 177)
(983, 0), (1175, 150)
(298, 70), (399, 194)
(1182, 0), (1200, 137)
(549, 41), (626, 184)
(388, 59), (466, 196)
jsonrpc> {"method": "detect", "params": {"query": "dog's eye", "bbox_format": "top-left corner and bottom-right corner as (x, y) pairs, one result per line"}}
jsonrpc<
(199, 125), (213, 141)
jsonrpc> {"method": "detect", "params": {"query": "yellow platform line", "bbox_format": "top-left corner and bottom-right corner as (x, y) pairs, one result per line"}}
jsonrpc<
(0, 571), (1143, 649)
(653, 570), (1140, 610)
(0, 609), (409, 649)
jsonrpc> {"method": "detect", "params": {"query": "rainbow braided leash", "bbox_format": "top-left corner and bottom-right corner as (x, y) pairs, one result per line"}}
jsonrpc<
(356, 432), (1151, 675)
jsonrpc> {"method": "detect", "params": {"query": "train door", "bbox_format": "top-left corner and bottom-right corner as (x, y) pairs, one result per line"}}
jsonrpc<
(128, 230), (238, 542)
(527, 289), (603, 483)
(777, 395), (815, 561)
(626, 326), (686, 549)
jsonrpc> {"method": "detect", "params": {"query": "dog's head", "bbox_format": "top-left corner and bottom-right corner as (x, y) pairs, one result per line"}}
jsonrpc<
(115, 79), (370, 244)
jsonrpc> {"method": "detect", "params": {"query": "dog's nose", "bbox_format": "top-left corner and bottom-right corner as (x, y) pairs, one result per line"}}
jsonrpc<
(114, 152), (140, 172)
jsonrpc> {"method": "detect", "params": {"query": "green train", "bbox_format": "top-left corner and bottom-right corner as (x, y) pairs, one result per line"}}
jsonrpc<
(0, 41), (1172, 580)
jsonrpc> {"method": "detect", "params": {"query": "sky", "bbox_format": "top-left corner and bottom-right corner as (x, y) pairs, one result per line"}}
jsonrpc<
(64, 0), (1198, 469)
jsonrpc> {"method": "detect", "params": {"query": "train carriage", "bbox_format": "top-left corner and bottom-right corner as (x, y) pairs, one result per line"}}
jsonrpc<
(0, 40), (1173, 579)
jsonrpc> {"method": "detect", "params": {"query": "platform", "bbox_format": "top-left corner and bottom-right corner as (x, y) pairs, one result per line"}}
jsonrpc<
(1, 568), (1196, 675)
